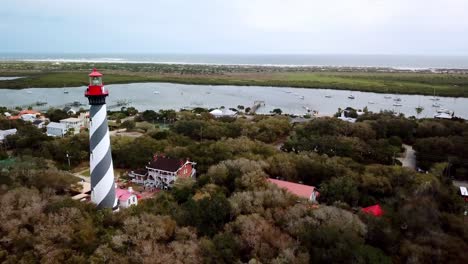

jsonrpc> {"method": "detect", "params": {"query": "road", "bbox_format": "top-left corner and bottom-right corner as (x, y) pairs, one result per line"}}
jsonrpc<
(397, 144), (416, 170)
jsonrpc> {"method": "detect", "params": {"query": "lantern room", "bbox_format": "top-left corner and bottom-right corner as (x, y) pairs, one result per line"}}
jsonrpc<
(85, 68), (108, 98)
(89, 68), (103, 86)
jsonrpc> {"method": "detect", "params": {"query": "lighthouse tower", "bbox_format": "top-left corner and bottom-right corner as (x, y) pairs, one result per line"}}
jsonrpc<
(85, 68), (117, 210)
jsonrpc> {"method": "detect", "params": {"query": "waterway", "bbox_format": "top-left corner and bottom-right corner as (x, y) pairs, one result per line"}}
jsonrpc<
(1, 82), (467, 119)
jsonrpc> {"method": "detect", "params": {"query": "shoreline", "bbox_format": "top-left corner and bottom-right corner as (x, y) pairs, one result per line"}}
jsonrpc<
(3, 58), (464, 71)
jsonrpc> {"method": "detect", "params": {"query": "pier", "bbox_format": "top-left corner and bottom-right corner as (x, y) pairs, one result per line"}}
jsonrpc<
(250, 100), (265, 114)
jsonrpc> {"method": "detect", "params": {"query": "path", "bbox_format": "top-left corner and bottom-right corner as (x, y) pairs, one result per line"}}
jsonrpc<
(73, 169), (90, 183)
(397, 144), (416, 170)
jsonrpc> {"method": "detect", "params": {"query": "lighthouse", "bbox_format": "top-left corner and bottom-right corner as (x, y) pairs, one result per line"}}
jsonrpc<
(85, 68), (117, 210)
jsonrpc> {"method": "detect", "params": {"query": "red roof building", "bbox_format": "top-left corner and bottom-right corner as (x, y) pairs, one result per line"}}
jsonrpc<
(361, 204), (384, 217)
(268, 178), (319, 202)
(116, 187), (138, 208)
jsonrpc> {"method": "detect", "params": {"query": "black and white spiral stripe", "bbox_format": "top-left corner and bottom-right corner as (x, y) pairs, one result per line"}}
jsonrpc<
(89, 103), (117, 209)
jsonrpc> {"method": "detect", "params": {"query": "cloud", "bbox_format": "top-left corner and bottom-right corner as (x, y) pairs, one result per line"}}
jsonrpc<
(1, 0), (468, 54)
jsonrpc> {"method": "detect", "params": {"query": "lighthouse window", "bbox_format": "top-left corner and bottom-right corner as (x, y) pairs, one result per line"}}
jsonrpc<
(90, 77), (102, 85)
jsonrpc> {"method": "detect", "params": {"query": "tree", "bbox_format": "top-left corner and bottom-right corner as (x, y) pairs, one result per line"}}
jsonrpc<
(272, 108), (282, 115)
(121, 120), (135, 131)
(47, 108), (69, 122)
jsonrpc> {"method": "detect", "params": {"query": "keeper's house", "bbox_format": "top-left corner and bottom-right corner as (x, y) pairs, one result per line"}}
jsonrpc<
(129, 154), (196, 189)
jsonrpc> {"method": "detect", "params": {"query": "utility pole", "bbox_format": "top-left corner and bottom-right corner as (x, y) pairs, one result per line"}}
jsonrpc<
(66, 152), (72, 169)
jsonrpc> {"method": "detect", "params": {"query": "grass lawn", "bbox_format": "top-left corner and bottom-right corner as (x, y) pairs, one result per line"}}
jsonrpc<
(80, 169), (90, 177)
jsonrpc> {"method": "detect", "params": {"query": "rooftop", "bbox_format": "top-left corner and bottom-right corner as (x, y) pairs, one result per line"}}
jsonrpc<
(60, 117), (81, 122)
(268, 178), (317, 200)
(47, 122), (67, 130)
(147, 156), (186, 172)
(116, 188), (135, 201)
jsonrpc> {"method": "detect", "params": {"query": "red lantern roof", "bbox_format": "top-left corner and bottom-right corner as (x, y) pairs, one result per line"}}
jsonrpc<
(89, 68), (103, 77)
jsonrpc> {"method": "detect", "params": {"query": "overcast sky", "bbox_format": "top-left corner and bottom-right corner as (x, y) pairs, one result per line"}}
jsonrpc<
(1, 0), (468, 55)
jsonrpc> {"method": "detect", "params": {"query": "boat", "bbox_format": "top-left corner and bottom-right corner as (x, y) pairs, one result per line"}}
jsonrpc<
(325, 95), (332, 98)
(26, 91), (32, 94)
(299, 96), (305, 99)
(348, 95), (355, 99)
(430, 88), (440, 101)
(368, 101), (375, 104)
(153, 91), (160, 94)
(64, 90), (69, 94)
(436, 108), (452, 114)
(432, 103), (442, 108)
(384, 95), (392, 99)
(393, 103), (403, 107)
(393, 97), (402, 102)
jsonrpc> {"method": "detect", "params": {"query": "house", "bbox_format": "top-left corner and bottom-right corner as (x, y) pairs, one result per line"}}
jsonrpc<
(268, 178), (320, 202)
(79, 112), (90, 128)
(46, 122), (67, 137)
(60, 117), (83, 134)
(129, 154), (196, 189)
(63, 107), (77, 116)
(460, 186), (468, 202)
(210, 108), (237, 118)
(337, 111), (356, 123)
(9, 110), (41, 122)
(0, 129), (17, 142)
(116, 187), (138, 208)
(32, 119), (45, 129)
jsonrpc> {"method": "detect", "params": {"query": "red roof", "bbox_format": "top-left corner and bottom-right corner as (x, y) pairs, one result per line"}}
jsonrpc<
(362, 204), (384, 217)
(89, 68), (103, 77)
(268, 178), (318, 200)
(19, 110), (40, 115)
(116, 188), (135, 201)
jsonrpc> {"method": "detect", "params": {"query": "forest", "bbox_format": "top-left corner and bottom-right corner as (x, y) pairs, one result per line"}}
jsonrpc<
(0, 108), (467, 263)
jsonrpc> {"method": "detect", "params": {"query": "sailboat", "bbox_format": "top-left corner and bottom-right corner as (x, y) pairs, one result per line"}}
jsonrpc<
(348, 94), (355, 99)
(430, 87), (440, 101)
(384, 88), (392, 99)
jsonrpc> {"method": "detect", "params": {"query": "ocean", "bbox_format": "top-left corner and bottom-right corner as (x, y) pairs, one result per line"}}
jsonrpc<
(1, 53), (468, 69)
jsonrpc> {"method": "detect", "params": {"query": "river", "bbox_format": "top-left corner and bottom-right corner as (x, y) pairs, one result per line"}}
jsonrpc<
(1, 82), (467, 119)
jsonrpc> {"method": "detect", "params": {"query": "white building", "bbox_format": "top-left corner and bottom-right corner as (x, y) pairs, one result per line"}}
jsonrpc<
(129, 155), (196, 190)
(0, 129), (17, 142)
(21, 113), (38, 122)
(60, 117), (83, 134)
(47, 122), (67, 137)
(209, 108), (237, 118)
(116, 187), (138, 208)
(78, 112), (90, 129)
(32, 119), (45, 129)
